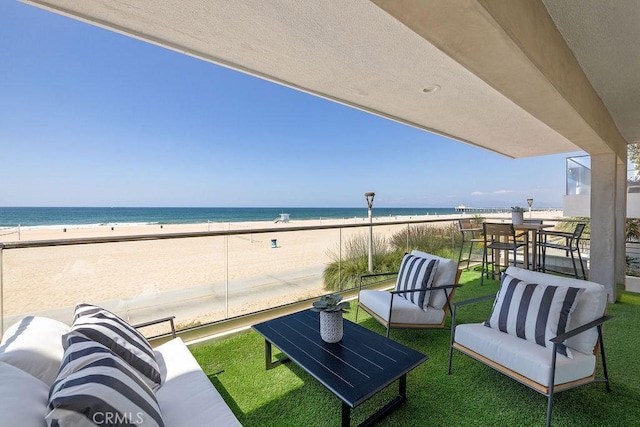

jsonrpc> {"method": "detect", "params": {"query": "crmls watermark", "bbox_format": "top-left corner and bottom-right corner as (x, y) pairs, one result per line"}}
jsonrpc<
(92, 412), (145, 425)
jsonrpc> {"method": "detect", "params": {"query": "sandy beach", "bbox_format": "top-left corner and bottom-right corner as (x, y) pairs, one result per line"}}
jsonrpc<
(1, 210), (563, 332)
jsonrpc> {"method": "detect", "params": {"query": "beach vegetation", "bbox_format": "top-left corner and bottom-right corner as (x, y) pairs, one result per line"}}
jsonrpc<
(323, 224), (460, 291)
(323, 233), (398, 291)
(388, 223), (460, 260)
(553, 217), (591, 236)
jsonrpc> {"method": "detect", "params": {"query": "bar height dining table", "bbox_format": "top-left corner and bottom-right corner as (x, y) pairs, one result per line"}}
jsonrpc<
(513, 222), (553, 271)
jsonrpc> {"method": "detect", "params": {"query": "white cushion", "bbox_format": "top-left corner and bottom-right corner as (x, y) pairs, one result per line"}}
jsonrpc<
(155, 338), (241, 427)
(394, 253), (439, 309)
(505, 267), (607, 354)
(0, 316), (70, 385)
(359, 289), (445, 325)
(0, 361), (49, 427)
(47, 332), (164, 427)
(71, 303), (162, 391)
(455, 323), (596, 387)
(485, 274), (584, 358)
(411, 250), (458, 309)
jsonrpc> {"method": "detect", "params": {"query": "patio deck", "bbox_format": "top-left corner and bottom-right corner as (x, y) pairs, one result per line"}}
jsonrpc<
(190, 270), (640, 426)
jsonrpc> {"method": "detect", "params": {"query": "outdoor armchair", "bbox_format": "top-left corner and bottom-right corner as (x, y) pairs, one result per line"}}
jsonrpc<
(356, 250), (462, 337)
(540, 222), (587, 279)
(448, 266), (611, 427)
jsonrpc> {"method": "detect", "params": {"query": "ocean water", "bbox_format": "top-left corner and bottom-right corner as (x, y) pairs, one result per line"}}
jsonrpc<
(0, 207), (460, 228)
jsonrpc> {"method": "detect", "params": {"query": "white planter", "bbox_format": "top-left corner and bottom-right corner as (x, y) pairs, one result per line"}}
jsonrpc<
(625, 275), (640, 293)
(319, 311), (343, 343)
(512, 211), (524, 225)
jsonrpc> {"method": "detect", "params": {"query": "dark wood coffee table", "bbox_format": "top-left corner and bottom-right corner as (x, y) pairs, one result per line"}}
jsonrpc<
(252, 310), (427, 426)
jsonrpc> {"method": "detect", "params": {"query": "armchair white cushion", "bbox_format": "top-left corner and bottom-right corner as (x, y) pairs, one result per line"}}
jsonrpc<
(358, 290), (446, 325)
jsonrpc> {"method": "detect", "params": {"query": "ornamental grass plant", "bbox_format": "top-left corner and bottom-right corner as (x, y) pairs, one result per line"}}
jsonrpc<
(323, 223), (460, 291)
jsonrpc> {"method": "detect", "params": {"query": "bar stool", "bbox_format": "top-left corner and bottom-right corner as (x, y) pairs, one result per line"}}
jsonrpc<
(540, 223), (587, 279)
(481, 223), (526, 285)
(457, 218), (484, 269)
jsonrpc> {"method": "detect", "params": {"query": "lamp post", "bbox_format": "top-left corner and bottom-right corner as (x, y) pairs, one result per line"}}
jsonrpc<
(527, 198), (534, 218)
(365, 192), (375, 272)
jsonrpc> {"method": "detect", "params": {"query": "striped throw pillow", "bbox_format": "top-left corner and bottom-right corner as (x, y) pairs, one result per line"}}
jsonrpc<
(71, 304), (162, 391)
(46, 333), (164, 427)
(485, 275), (584, 358)
(394, 254), (439, 309)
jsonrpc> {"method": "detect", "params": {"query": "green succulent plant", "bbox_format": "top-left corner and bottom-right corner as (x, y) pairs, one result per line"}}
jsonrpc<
(511, 206), (525, 212)
(311, 293), (350, 313)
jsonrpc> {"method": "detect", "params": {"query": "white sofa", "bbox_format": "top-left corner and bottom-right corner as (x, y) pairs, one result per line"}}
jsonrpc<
(0, 314), (241, 427)
(448, 267), (612, 427)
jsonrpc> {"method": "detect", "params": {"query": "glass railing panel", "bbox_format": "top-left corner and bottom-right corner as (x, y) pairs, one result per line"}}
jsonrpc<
(224, 228), (336, 317)
(0, 217), (497, 336)
(0, 237), (226, 335)
(566, 156), (591, 196)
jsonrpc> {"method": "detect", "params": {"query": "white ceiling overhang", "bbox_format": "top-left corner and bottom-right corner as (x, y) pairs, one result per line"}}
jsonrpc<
(21, 0), (631, 159)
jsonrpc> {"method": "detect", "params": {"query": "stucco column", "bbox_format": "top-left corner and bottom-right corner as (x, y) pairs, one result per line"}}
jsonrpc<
(615, 156), (627, 290)
(590, 152), (621, 302)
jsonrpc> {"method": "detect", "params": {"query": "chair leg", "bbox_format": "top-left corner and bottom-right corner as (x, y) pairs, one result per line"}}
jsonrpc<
(447, 306), (457, 375)
(355, 303), (360, 322)
(458, 238), (465, 265)
(546, 346), (558, 427)
(598, 325), (611, 392)
(576, 246), (586, 279)
(480, 247), (487, 286)
(466, 241), (474, 269)
(569, 249), (578, 279)
(546, 392), (554, 427)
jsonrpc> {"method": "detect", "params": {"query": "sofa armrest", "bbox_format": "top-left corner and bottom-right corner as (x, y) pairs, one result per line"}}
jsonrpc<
(550, 315), (613, 344)
(133, 316), (176, 339)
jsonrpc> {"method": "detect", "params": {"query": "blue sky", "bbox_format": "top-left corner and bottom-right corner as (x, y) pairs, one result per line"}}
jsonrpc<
(0, 2), (583, 208)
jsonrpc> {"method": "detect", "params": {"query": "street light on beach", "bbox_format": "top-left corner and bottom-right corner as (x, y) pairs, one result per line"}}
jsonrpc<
(527, 198), (534, 218)
(365, 192), (375, 272)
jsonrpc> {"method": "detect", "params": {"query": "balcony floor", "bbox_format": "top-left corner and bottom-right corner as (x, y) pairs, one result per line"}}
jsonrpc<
(190, 270), (640, 426)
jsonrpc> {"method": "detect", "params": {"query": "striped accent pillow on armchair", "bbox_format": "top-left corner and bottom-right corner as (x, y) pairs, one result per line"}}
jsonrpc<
(394, 253), (439, 310)
(485, 275), (584, 357)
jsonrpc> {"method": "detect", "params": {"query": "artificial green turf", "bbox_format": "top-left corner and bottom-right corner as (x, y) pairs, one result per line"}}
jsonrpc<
(190, 270), (640, 426)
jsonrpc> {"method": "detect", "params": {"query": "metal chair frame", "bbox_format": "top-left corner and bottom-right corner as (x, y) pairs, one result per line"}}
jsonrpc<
(540, 223), (587, 279)
(356, 270), (462, 337)
(457, 218), (484, 269)
(448, 294), (612, 427)
(480, 223), (526, 285)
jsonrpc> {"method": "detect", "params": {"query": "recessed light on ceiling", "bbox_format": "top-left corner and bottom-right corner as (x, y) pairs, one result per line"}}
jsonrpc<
(422, 85), (441, 94)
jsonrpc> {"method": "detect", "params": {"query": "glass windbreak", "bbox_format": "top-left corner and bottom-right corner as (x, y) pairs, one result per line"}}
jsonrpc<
(0, 219), (460, 336)
(566, 156), (591, 196)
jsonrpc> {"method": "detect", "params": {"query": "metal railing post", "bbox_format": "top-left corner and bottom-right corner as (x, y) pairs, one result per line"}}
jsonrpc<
(225, 234), (229, 319)
(339, 228), (342, 291)
(406, 223), (410, 252)
(0, 243), (4, 335)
